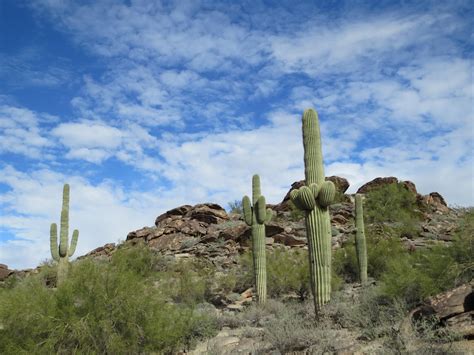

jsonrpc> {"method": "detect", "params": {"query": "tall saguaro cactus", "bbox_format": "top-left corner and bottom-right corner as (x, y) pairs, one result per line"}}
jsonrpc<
(355, 194), (368, 283)
(50, 184), (79, 285)
(242, 174), (273, 304)
(290, 109), (335, 314)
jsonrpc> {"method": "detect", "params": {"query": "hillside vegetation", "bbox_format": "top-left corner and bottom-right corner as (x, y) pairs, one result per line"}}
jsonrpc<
(0, 184), (472, 354)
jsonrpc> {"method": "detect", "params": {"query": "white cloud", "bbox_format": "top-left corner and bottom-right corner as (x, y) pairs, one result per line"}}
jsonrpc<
(52, 121), (124, 149)
(0, 166), (160, 269)
(0, 105), (53, 158)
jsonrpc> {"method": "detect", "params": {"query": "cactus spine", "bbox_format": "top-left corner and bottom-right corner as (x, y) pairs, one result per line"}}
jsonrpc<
(355, 194), (368, 283)
(242, 174), (272, 304)
(290, 109), (335, 314)
(50, 184), (79, 285)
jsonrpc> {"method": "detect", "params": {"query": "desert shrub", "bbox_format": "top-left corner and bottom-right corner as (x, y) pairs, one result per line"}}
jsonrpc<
(0, 258), (217, 354)
(450, 208), (474, 283)
(288, 200), (305, 221)
(381, 235), (472, 306)
(364, 183), (418, 223)
(227, 200), (243, 214)
(258, 300), (338, 353)
(364, 183), (421, 238)
(266, 248), (310, 299)
(333, 286), (406, 341)
(235, 251), (256, 292)
(159, 258), (216, 305)
(239, 247), (342, 300)
(109, 241), (159, 277)
(333, 233), (407, 282)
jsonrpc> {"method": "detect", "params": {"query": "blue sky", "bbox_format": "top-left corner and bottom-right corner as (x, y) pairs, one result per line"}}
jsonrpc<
(1, 0), (472, 269)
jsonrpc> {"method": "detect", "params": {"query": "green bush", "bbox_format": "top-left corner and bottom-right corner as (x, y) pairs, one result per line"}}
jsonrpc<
(109, 241), (158, 277)
(364, 183), (421, 238)
(364, 183), (418, 223)
(227, 200), (243, 214)
(0, 254), (217, 354)
(288, 200), (305, 222)
(238, 247), (341, 300)
(333, 233), (407, 282)
(267, 248), (310, 300)
(381, 233), (472, 306)
(332, 287), (406, 341)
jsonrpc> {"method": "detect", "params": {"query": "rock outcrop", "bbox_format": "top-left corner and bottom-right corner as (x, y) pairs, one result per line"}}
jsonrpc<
(76, 177), (459, 270)
(356, 177), (416, 194)
(409, 282), (474, 339)
(357, 176), (451, 215)
(0, 264), (13, 281)
(274, 176), (350, 211)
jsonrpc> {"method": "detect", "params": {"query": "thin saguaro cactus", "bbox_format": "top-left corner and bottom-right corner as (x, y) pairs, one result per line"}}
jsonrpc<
(290, 109), (335, 315)
(355, 193), (368, 283)
(242, 174), (272, 304)
(50, 184), (79, 285)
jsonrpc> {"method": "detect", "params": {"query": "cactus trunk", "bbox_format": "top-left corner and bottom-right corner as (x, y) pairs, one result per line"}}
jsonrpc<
(355, 194), (368, 283)
(242, 175), (272, 304)
(50, 184), (79, 286)
(290, 109), (335, 315)
(252, 223), (267, 303)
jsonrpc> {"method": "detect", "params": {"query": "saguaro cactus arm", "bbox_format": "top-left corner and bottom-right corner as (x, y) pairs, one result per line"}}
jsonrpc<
(242, 196), (253, 226)
(50, 223), (59, 262)
(68, 229), (79, 257)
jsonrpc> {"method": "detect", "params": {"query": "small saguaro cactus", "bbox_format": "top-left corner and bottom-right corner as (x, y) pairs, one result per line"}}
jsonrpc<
(355, 194), (368, 283)
(242, 174), (273, 304)
(50, 184), (79, 285)
(290, 109), (335, 315)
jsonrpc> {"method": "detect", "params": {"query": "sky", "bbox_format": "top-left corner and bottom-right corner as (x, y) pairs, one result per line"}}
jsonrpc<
(0, 0), (472, 269)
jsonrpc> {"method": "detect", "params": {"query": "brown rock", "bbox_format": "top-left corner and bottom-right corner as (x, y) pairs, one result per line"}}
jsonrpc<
(240, 224), (284, 241)
(429, 283), (473, 320)
(357, 177), (399, 194)
(155, 205), (192, 226)
(420, 192), (450, 213)
(148, 233), (188, 251)
(403, 180), (418, 194)
(327, 175), (350, 193)
(273, 233), (307, 246)
(409, 283), (474, 339)
(186, 203), (228, 224)
(126, 227), (154, 241)
(79, 243), (116, 260)
(0, 264), (13, 281)
(219, 224), (248, 241)
(276, 177), (350, 211)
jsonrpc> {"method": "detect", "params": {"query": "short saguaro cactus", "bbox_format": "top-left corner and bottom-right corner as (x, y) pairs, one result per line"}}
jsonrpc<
(50, 184), (79, 285)
(242, 174), (272, 304)
(290, 109), (335, 315)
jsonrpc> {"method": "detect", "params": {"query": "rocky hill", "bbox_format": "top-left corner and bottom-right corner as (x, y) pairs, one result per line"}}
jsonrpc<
(1, 176), (472, 354)
(76, 176), (461, 265)
(0, 176), (462, 279)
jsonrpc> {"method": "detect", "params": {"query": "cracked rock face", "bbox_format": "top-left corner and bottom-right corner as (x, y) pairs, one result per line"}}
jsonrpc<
(410, 283), (474, 338)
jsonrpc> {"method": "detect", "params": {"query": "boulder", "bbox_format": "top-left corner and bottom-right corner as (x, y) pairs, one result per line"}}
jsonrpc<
(78, 243), (116, 260)
(410, 283), (474, 338)
(155, 205), (192, 226)
(327, 175), (350, 194)
(356, 177), (417, 195)
(275, 176), (350, 211)
(186, 203), (228, 224)
(0, 264), (13, 281)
